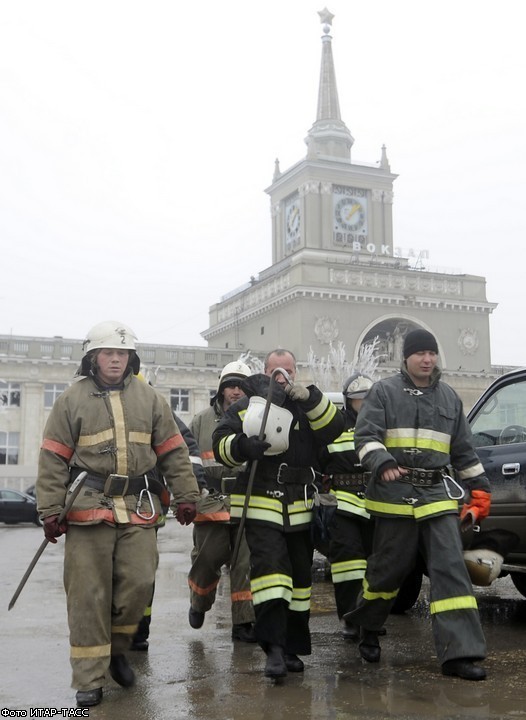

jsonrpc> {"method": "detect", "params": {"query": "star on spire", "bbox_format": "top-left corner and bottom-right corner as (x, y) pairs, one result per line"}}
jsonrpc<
(318, 7), (335, 27)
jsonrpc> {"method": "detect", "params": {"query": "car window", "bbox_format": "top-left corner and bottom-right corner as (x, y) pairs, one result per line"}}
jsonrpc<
(470, 379), (526, 447)
(0, 490), (23, 501)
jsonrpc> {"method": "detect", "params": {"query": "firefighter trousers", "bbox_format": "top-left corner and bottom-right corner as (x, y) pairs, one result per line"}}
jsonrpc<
(188, 521), (255, 625)
(349, 513), (486, 663)
(64, 523), (158, 691)
(245, 523), (313, 656)
(328, 512), (373, 619)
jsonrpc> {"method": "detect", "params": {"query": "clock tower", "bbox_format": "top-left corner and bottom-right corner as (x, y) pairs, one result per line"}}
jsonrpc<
(203, 8), (495, 383)
(268, 7), (397, 265)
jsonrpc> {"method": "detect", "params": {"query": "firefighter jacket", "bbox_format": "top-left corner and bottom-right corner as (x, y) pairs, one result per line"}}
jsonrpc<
(212, 374), (345, 532)
(190, 401), (245, 523)
(319, 407), (369, 521)
(174, 412), (207, 489)
(36, 372), (200, 526)
(354, 364), (490, 521)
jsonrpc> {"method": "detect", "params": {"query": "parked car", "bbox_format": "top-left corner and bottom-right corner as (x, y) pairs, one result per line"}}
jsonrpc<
(393, 367), (526, 611)
(0, 488), (41, 526)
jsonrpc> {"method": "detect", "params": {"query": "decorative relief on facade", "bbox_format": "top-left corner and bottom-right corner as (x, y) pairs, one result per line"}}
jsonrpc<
(320, 182), (332, 195)
(329, 268), (462, 296)
(458, 328), (479, 356)
(299, 181), (321, 196)
(372, 189), (394, 203)
(314, 316), (339, 344)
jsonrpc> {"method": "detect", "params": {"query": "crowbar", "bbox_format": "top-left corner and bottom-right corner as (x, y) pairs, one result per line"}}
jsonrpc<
(8, 471), (88, 610)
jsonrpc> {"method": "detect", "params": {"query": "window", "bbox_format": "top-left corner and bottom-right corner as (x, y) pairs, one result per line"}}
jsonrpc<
(170, 388), (190, 413)
(0, 432), (19, 464)
(470, 379), (526, 446)
(44, 383), (68, 409)
(0, 382), (20, 407)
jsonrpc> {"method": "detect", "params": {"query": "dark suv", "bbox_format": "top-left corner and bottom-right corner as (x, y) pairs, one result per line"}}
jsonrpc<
(467, 367), (526, 597)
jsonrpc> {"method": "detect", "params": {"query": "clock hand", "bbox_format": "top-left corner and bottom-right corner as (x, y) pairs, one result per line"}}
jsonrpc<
(345, 203), (361, 221)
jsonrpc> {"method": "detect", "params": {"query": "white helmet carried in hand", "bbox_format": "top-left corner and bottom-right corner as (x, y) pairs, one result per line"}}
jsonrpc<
(242, 396), (293, 456)
(463, 548), (504, 586)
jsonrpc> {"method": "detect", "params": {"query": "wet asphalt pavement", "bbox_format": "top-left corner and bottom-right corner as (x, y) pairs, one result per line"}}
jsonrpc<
(2, 520), (526, 719)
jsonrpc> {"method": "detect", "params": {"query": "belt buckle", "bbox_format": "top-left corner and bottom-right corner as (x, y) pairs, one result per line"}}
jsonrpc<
(276, 463), (288, 484)
(105, 474), (129, 496)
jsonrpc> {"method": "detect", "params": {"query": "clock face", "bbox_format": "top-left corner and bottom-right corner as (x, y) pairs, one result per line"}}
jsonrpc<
(334, 196), (366, 232)
(285, 199), (301, 247)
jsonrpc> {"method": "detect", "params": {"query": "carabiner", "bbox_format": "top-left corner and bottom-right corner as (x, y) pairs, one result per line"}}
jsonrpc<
(441, 473), (465, 501)
(136, 476), (156, 520)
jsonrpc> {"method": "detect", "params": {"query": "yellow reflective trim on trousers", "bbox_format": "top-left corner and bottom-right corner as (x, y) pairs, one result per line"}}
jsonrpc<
(70, 643), (111, 659)
(111, 624), (137, 634)
(252, 586), (292, 605)
(430, 595), (478, 615)
(290, 586), (311, 612)
(307, 397), (337, 431)
(331, 559), (366, 583)
(290, 599), (310, 612)
(414, 500), (458, 519)
(289, 510), (313, 526)
(362, 578), (398, 602)
(251, 573), (292, 593)
(365, 499), (416, 516)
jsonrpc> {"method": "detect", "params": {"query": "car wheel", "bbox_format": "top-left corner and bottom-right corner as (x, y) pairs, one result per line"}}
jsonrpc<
(390, 568), (424, 614)
(510, 572), (526, 599)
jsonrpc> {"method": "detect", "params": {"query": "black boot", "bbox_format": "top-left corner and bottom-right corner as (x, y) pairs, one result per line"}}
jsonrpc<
(442, 658), (487, 681)
(188, 607), (205, 629)
(341, 620), (359, 640)
(264, 645), (287, 679)
(109, 654), (135, 687)
(231, 622), (257, 643)
(284, 653), (304, 672)
(358, 629), (381, 663)
(76, 688), (103, 707)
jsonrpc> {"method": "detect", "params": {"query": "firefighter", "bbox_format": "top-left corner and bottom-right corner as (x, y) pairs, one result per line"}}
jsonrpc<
(345, 329), (491, 681)
(319, 373), (377, 639)
(132, 411), (207, 651)
(212, 349), (345, 680)
(187, 361), (256, 642)
(36, 321), (200, 708)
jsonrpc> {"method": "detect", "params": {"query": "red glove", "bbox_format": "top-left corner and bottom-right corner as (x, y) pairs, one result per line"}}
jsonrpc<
(43, 514), (68, 544)
(175, 503), (197, 526)
(460, 489), (491, 524)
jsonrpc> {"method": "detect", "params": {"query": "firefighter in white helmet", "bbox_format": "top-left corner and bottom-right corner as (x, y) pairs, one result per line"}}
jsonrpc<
(187, 360), (257, 642)
(318, 372), (380, 640)
(36, 320), (200, 708)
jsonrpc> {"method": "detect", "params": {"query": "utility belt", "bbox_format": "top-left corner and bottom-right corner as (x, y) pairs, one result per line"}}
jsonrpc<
(259, 462), (317, 485)
(398, 467), (446, 487)
(70, 468), (165, 498)
(329, 472), (368, 488)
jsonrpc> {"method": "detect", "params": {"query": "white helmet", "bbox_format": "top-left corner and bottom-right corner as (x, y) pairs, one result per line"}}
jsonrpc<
(80, 321), (139, 376)
(463, 548), (504, 586)
(83, 321), (137, 353)
(242, 396), (293, 456)
(218, 361), (251, 392)
(343, 373), (374, 400)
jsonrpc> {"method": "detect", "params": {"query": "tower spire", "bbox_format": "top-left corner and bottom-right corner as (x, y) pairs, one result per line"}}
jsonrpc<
(305, 8), (354, 161)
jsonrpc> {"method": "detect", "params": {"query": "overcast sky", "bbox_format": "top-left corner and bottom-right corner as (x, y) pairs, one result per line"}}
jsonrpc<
(0, 0), (524, 366)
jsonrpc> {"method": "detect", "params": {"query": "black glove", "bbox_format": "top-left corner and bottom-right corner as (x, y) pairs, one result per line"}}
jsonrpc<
(43, 514), (68, 544)
(175, 503), (197, 526)
(238, 434), (271, 461)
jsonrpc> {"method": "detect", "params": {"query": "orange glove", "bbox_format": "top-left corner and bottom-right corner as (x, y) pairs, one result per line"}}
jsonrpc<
(460, 489), (491, 523)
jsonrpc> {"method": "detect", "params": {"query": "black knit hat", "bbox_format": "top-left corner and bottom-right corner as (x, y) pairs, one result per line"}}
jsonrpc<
(403, 329), (438, 359)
